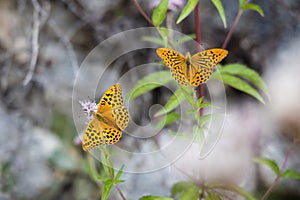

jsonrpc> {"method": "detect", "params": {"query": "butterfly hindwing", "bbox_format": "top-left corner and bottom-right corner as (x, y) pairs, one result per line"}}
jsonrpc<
(156, 48), (189, 86)
(82, 118), (105, 151)
(113, 107), (129, 130)
(189, 66), (213, 86)
(98, 121), (123, 145)
(82, 119), (123, 151)
(107, 84), (129, 130)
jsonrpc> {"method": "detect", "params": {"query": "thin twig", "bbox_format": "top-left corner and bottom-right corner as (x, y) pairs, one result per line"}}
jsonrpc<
(194, 2), (204, 117)
(195, 3), (201, 52)
(114, 184), (127, 200)
(23, 0), (41, 86)
(222, 0), (250, 49)
(133, 0), (156, 27)
(261, 141), (297, 200)
(222, 9), (242, 49)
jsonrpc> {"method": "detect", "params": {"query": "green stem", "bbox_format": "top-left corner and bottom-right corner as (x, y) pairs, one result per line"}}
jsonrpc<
(166, 11), (174, 47)
(222, 0), (251, 49)
(99, 146), (126, 200)
(194, 2), (204, 117)
(261, 141), (296, 200)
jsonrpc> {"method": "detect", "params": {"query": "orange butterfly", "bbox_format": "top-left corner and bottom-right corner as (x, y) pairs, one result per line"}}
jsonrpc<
(82, 84), (129, 151)
(156, 48), (228, 86)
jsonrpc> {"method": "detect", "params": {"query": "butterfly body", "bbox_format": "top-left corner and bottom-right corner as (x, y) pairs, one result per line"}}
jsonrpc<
(82, 84), (129, 151)
(156, 48), (228, 87)
(184, 52), (192, 66)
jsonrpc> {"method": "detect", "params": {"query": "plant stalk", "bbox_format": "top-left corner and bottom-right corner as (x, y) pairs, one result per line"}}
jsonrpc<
(195, 2), (204, 117)
(261, 141), (296, 200)
(222, 0), (251, 49)
(133, 0), (156, 27)
(100, 146), (126, 200)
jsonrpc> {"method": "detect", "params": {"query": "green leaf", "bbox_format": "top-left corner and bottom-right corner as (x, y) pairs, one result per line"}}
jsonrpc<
(168, 130), (195, 141)
(172, 34), (196, 47)
(158, 27), (168, 38)
(171, 181), (199, 197)
(282, 169), (300, 180)
(193, 125), (204, 144)
(152, 0), (169, 27)
(211, 0), (227, 28)
(139, 196), (174, 200)
(238, 0), (246, 7)
(241, 3), (264, 16)
(186, 99), (215, 114)
(197, 101), (214, 110)
(212, 73), (265, 104)
(158, 27), (169, 46)
(97, 176), (110, 182)
(207, 183), (256, 200)
(206, 191), (222, 200)
(199, 113), (219, 125)
(196, 96), (204, 107)
(142, 36), (165, 46)
(100, 151), (109, 175)
(185, 109), (195, 115)
(127, 71), (173, 100)
(179, 86), (194, 106)
(100, 148), (114, 177)
(176, 0), (199, 24)
(114, 165), (124, 181)
(253, 157), (280, 176)
(102, 179), (113, 200)
(155, 88), (185, 116)
(218, 63), (270, 100)
(198, 113), (220, 125)
(156, 112), (181, 129)
(83, 156), (99, 182)
(179, 187), (199, 200)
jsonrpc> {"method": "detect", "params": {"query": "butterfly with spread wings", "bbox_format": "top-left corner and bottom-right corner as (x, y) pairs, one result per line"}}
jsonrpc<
(156, 48), (228, 87)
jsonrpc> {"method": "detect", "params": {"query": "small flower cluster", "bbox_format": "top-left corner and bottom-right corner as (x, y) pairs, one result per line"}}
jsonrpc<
(150, 0), (185, 12)
(74, 100), (98, 146)
(79, 100), (98, 121)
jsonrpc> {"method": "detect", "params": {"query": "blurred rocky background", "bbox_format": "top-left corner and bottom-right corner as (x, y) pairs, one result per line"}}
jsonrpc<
(0, 0), (300, 199)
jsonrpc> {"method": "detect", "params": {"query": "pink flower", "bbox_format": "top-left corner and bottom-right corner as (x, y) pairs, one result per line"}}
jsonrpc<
(79, 100), (98, 121)
(150, 0), (185, 12)
(74, 100), (98, 146)
(74, 131), (84, 146)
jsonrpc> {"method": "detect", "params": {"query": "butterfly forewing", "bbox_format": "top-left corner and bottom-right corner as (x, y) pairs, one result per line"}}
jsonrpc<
(97, 84), (116, 125)
(190, 48), (228, 86)
(156, 48), (189, 86)
(191, 49), (228, 69)
(98, 85), (116, 111)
